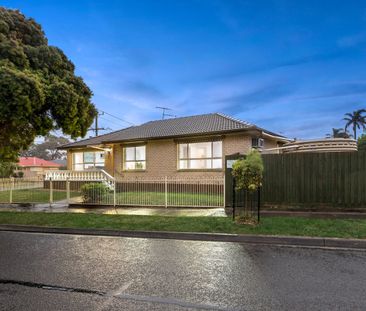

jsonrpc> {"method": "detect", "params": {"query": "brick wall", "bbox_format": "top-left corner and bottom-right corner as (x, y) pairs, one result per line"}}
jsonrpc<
(113, 133), (252, 178)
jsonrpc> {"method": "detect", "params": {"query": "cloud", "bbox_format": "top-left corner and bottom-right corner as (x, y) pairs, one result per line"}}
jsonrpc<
(296, 81), (366, 100)
(337, 33), (366, 48)
(214, 83), (295, 114)
(204, 49), (355, 82)
(122, 81), (166, 100)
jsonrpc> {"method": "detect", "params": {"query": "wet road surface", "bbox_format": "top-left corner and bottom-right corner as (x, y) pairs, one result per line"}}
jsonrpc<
(0, 231), (365, 310)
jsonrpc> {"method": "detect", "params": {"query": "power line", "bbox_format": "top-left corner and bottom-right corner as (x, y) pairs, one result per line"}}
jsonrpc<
(99, 115), (124, 127)
(99, 110), (134, 126)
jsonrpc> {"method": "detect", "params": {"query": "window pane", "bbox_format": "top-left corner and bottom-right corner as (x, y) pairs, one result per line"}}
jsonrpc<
(84, 152), (94, 163)
(212, 141), (222, 157)
(125, 147), (135, 161)
(179, 160), (188, 169)
(84, 163), (94, 170)
(135, 161), (146, 170)
(95, 151), (105, 161)
(189, 159), (211, 169)
(73, 153), (83, 164)
(124, 162), (135, 170)
(135, 146), (146, 161)
(179, 144), (188, 159)
(212, 159), (222, 169)
(74, 164), (83, 171)
(189, 142), (211, 158)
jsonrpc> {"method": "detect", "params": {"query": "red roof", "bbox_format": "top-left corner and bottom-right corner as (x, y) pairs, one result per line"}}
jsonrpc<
(18, 157), (62, 168)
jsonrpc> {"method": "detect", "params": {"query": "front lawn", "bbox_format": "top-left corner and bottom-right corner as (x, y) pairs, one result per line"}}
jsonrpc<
(0, 211), (366, 239)
(114, 191), (223, 207)
(0, 189), (80, 203)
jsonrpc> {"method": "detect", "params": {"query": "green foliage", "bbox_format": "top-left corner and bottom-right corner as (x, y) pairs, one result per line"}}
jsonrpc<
(232, 149), (264, 192)
(81, 183), (109, 203)
(0, 162), (16, 178)
(0, 8), (97, 162)
(358, 134), (366, 151)
(21, 134), (70, 160)
(15, 171), (24, 178)
(343, 109), (366, 139)
(327, 128), (350, 139)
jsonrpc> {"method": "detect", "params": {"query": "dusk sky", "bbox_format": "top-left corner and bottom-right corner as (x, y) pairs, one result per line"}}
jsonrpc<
(4, 0), (366, 139)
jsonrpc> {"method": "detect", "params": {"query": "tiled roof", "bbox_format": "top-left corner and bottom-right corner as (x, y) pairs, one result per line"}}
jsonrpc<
(18, 157), (62, 167)
(61, 113), (286, 148)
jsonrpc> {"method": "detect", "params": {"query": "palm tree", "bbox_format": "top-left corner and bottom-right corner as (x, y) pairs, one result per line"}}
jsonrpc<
(326, 128), (350, 138)
(344, 109), (366, 139)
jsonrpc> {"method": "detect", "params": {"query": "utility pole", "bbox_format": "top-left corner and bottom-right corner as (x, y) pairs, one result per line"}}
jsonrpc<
(156, 107), (176, 120)
(88, 110), (107, 136)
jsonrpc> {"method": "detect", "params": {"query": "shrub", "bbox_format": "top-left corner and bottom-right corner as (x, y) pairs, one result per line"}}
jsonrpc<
(232, 149), (264, 192)
(81, 183), (109, 203)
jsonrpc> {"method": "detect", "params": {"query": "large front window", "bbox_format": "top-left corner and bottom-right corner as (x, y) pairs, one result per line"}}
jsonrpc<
(73, 151), (105, 171)
(178, 141), (222, 170)
(123, 146), (146, 170)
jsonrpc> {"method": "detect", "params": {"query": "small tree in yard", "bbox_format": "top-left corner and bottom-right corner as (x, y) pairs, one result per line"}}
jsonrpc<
(232, 150), (264, 224)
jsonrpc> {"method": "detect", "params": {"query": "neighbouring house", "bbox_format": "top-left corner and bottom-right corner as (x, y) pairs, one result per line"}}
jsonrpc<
(60, 113), (289, 179)
(17, 157), (62, 177)
(262, 138), (358, 154)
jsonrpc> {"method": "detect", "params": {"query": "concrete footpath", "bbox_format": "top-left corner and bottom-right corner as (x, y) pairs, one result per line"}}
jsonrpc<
(0, 224), (365, 250)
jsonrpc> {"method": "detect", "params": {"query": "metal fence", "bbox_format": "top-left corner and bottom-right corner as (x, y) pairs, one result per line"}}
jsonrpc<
(0, 176), (67, 204)
(0, 175), (225, 208)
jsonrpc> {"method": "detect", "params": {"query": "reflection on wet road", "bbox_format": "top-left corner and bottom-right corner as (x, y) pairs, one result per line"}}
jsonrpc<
(0, 231), (365, 310)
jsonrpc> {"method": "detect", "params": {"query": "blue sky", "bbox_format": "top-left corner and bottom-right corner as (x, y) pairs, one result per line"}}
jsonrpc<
(3, 0), (366, 139)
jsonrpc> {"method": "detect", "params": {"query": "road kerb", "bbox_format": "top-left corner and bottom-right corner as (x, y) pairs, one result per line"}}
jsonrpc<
(0, 224), (365, 250)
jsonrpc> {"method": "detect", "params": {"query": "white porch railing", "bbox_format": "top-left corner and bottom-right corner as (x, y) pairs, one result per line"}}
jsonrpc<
(45, 170), (115, 190)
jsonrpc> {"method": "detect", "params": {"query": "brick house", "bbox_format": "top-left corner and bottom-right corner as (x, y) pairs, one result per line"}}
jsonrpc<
(61, 113), (289, 179)
(17, 157), (62, 178)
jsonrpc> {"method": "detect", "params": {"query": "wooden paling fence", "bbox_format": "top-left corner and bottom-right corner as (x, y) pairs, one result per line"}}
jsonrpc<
(261, 152), (366, 208)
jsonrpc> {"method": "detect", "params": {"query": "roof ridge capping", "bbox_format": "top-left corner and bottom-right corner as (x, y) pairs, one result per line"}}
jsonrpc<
(215, 112), (253, 127)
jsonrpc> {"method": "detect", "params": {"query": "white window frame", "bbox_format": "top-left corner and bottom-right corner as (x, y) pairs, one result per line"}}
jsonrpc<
(178, 141), (222, 170)
(72, 151), (105, 171)
(123, 145), (146, 171)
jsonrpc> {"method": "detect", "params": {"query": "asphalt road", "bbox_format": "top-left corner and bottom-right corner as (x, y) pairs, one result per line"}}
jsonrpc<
(0, 231), (365, 311)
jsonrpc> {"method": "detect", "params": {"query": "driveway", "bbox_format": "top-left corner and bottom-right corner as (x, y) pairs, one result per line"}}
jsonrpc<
(0, 231), (365, 310)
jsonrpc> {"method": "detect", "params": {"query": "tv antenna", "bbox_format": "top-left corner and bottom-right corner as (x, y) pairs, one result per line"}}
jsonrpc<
(156, 106), (176, 120)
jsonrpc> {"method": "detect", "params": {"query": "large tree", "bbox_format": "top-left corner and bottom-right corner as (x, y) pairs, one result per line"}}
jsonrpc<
(343, 109), (366, 139)
(21, 134), (70, 160)
(0, 8), (97, 162)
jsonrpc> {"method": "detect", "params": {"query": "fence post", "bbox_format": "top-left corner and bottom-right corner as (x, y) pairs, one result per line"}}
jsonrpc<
(113, 180), (116, 207)
(232, 177), (236, 221)
(9, 177), (14, 204)
(257, 187), (261, 223)
(165, 176), (168, 208)
(49, 177), (53, 207)
(66, 178), (70, 205)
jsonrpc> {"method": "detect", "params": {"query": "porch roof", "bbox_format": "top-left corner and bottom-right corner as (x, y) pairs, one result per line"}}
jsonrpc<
(60, 113), (288, 149)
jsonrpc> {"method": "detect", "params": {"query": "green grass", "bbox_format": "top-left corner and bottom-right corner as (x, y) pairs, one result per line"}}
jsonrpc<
(0, 211), (365, 239)
(114, 191), (223, 206)
(0, 189), (80, 203)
